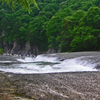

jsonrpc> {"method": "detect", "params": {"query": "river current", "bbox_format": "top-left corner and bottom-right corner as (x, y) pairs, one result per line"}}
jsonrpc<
(0, 54), (99, 74)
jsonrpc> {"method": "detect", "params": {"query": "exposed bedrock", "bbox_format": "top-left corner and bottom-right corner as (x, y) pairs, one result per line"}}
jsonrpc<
(0, 71), (100, 100)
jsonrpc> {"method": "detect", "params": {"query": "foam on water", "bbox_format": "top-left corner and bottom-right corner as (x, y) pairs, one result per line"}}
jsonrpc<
(0, 55), (97, 74)
(17, 57), (35, 62)
(34, 55), (58, 62)
(0, 61), (17, 63)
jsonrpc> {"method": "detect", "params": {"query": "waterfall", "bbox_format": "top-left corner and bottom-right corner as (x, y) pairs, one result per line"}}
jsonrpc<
(0, 54), (98, 74)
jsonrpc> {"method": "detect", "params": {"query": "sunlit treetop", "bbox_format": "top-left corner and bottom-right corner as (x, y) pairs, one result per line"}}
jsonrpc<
(0, 0), (39, 13)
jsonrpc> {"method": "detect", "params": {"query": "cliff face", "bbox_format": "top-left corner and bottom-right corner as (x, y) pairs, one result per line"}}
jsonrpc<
(1, 40), (40, 55)
(1, 39), (61, 55)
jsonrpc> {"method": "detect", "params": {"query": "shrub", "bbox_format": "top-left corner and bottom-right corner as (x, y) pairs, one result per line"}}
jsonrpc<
(0, 49), (4, 54)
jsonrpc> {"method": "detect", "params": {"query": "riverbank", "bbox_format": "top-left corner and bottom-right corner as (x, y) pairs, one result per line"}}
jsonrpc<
(0, 52), (100, 100)
(0, 71), (100, 100)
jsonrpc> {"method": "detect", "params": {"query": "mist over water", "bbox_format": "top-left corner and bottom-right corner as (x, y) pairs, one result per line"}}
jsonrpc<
(0, 55), (98, 74)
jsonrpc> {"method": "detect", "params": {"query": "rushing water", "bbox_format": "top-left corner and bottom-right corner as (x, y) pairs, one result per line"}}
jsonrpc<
(0, 55), (98, 74)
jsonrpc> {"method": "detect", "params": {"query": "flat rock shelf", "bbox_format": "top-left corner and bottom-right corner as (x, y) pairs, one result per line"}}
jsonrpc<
(0, 71), (100, 100)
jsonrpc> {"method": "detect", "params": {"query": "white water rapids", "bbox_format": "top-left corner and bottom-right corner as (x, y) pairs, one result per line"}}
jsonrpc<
(0, 55), (98, 74)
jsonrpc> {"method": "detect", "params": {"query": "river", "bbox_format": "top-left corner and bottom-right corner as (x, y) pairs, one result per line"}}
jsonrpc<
(0, 52), (100, 74)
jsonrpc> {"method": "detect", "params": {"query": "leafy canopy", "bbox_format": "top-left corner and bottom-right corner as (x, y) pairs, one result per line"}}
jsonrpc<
(0, 0), (39, 13)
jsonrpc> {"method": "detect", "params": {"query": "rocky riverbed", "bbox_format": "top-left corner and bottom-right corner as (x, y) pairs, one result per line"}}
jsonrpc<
(0, 52), (100, 100)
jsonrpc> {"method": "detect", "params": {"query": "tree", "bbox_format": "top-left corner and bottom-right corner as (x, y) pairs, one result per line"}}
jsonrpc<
(0, 0), (39, 13)
(70, 36), (84, 51)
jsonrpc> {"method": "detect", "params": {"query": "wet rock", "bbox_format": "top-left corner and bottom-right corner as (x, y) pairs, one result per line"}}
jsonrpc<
(0, 55), (17, 61)
(95, 65), (100, 69)
(0, 52), (100, 100)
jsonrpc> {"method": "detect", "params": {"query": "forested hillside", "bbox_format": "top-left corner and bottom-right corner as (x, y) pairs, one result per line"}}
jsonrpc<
(0, 0), (100, 54)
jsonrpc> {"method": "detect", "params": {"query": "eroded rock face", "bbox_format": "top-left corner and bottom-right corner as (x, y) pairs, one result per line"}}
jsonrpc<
(10, 40), (18, 54)
(3, 40), (40, 55)
(31, 44), (39, 56)
(25, 42), (31, 54)
(3, 39), (8, 53)
(46, 48), (61, 54)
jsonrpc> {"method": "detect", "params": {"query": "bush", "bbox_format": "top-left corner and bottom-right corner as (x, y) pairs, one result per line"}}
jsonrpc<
(0, 49), (4, 54)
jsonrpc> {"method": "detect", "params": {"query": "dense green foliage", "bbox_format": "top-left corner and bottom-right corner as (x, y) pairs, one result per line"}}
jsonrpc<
(0, 0), (38, 13)
(0, 0), (100, 53)
(0, 48), (3, 54)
